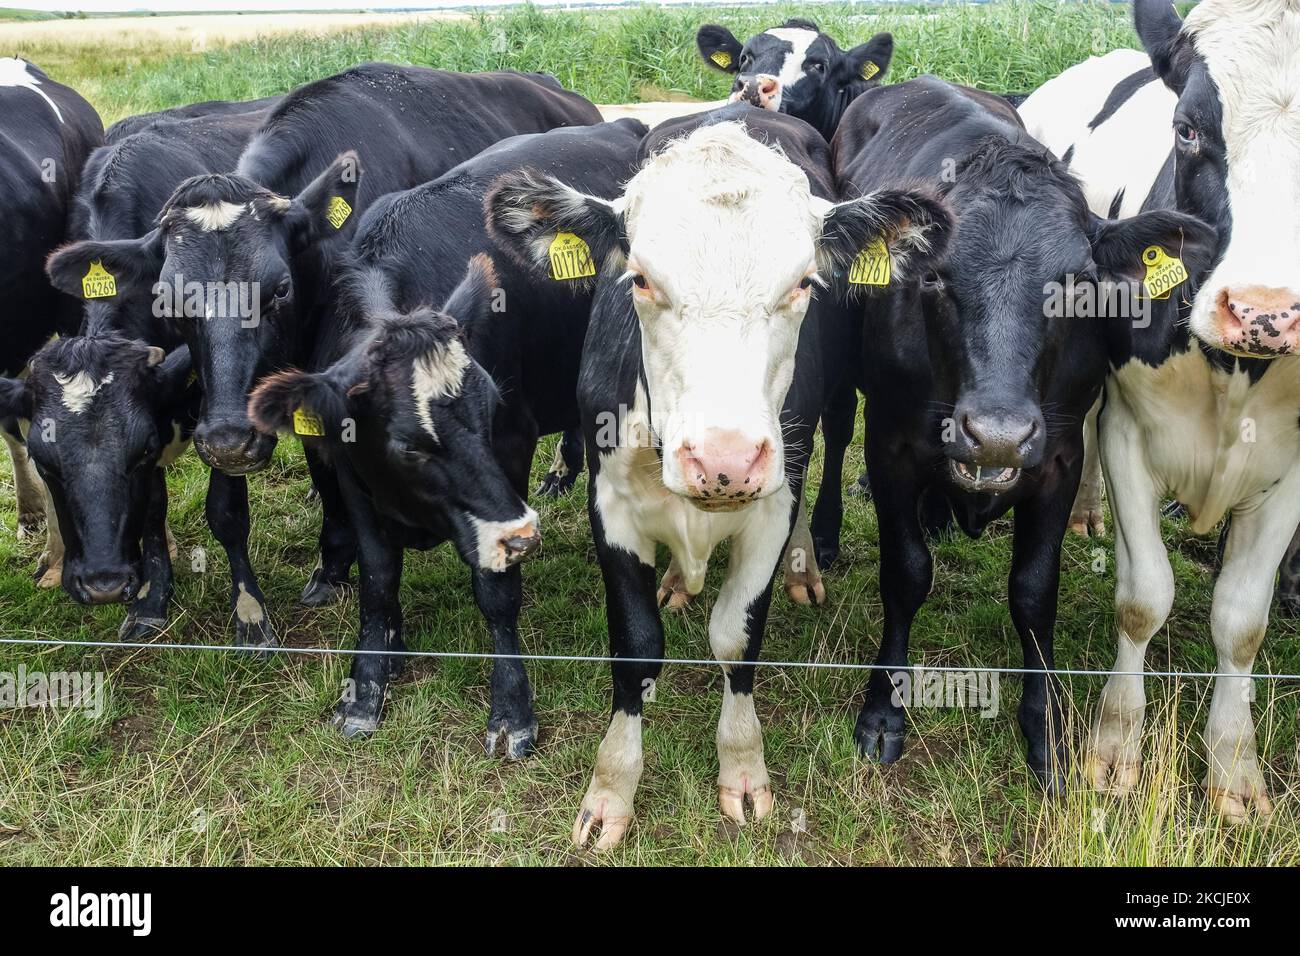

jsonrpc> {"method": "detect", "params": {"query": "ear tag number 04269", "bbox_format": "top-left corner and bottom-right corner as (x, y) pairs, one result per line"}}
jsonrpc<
(82, 260), (117, 299)
(848, 237), (891, 287)
(326, 195), (352, 230)
(549, 231), (596, 281)
(293, 406), (325, 437)
(1141, 245), (1188, 300)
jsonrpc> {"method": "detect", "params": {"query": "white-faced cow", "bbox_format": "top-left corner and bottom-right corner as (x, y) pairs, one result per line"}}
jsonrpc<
(46, 63), (602, 641)
(247, 119), (646, 751)
(696, 19), (893, 141)
(0, 59), (101, 562)
(1018, 0), (1300, 821)
(832, 75), (1214, 792)
(488, 121), (950, 849)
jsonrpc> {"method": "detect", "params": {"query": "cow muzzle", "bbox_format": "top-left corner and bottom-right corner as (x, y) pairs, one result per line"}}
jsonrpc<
(70, 567), (139, 606)
(730, 73), (781, 110)
(194, 419), (277, 475)
(1212, 286), (1300, 356)
(675, 429), (774, 511)
(947, 405), (1043, 493)
(472, 515), (542, 573)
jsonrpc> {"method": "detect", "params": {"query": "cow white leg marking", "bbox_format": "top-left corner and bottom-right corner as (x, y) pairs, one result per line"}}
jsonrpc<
(1088, 410), (1173, 794)
(782, 505), (825, 606)
(3, 429), (45, 541)
(1068, 397), (1106, 538)
(573, 710), (642, 851)
(235, 582), (265, 624)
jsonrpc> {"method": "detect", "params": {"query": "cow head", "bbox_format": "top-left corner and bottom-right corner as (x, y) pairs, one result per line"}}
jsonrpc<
(930, 137), (1215, 492)
(486, 122), (950, 509)
(249, 256), (540, 573)
(1136, 0), (1300, 357)
(697, 19), (893, 139)
(47, 152), (362, 473)
(0, 337), (193, 605)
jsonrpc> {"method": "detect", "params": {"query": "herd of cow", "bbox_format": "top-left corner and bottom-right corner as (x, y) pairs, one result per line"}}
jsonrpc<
(1, 0), (1298, 849)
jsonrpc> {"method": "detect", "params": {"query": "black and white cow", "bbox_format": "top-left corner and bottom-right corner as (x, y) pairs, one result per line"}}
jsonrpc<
(0, 58), (102, 574)
(1018, 0), (1300, 821)
(488, 120), (950, 848)
(46, 64), (602, 633)
(696, 19), (893, 141)
(104, 95), (282, 144)
(832, 75), (1215, 791)
(246, 119), (646, 750)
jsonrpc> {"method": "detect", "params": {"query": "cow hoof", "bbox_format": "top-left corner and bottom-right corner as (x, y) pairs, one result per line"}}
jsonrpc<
(572, 791), (633, 851)
(235, 618), (278, 655)
(1084, 748), (1142, 795)
(1160, 500), (1186, 520)
(1068, 508), (1106, 538)
(484, 719), (538, 761)
(782, 570), (825, 607)
(854, 706), (907, 763)
(299, 571), (347, 607)
(1028, 758), (1069, 799)
(846, 472), (872, 500)
(535, 471), (576, 499)
(1206, 786), (1272, 825)
(118, 615), (167, 642)
(718, 783), (773, 825)
(34, 557), (63, 589)
(330, 702), (381, 739)
(16, 514), (43, 542)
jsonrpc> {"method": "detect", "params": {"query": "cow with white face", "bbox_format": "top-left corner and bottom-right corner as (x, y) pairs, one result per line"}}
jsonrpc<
(488, 122), (950, 849)
(697, 19), (893, 140)
(1020, 0), (1300, 821)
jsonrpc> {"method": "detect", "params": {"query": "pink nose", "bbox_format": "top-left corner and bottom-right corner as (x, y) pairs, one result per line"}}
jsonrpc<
(1215, 286), (1300, 355)
(676, 431), (771, 503)
(731, 74), (780, 110)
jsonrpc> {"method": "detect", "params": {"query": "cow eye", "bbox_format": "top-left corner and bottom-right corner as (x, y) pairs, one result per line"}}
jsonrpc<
(1174, 121), (1199, 147)
(272, 277), (291, 300)
(807, 60), (825, 73)
(921, 271), (945, 293)
(631, 274), (649, 290)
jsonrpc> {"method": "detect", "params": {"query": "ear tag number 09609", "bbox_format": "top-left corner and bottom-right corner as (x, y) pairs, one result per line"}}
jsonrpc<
(848, 237), (891, 287)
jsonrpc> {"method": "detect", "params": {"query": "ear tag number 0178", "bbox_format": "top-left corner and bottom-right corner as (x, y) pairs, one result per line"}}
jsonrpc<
(293, 406), (325, 437)
(549, 232), (596, 281)
(1141, 245), (1188, 300)
(848, 237), (891, 287)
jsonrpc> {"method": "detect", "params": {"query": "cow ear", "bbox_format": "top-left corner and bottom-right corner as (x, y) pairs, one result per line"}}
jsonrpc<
(697, 24), (742, 74)
(441, 254), (498, 341)
(1090, 209), (1216, 286)
(816, 188), (954, 283)
(46, 230), (164, 302)
(248, 368), (318, 436)
(284, 150), (363, 254)
(840, 32), (893, 85)
(484, 169), (624, 290)
(0, 377), (32, 422)
(152, 345), (193, 404)
(1134, 0), (1189, 93)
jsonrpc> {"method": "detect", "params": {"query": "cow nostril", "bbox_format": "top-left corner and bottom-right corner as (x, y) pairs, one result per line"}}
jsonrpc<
(961, 414), (982, 448)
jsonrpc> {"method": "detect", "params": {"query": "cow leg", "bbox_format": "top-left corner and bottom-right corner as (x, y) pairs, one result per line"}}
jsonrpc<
(119, 468), (174, 640)
(574, 490), (662, 851)
(713, 493), (790, 825)
(810, 383), (856, 568)
(475, 564), (538, 760)
(1275, 521), (1300, 616)
(33, 478), (64, 589)
(3, 428), (44, 541)
(1009, 483), (1075, 796)
(855, 467), (929, 762)
(1202, 490), (1300, 822)
(1068, 397), (1106, 537)
(299, 448), (356, 606)
(656, 556), (693, 611)
(782, 505), (825, 606)
(536, 427), (584, 498)
(205, 470), (276, 649)
(1087, 430), (1171, 794)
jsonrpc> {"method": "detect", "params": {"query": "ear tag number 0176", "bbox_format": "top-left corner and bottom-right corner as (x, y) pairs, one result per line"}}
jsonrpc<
(848, 237), (891, 287)
(293, 406), (325, 437)
(1141, 245), (1188, 300)
(549, 232), (596, 281)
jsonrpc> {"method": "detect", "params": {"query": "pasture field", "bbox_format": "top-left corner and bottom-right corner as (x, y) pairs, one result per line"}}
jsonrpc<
(1, 2), (1297, 866)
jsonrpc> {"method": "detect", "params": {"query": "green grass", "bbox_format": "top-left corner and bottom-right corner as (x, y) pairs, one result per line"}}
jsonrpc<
(1, 2), (1298, 866)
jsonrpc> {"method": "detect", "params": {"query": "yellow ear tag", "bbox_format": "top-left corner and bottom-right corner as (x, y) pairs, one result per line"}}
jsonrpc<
(326, 195), (352, 230)
(710, 50), (733, 69)
(860, 61), (880, 81)
(82, 260), (117, 299)
(185, 370), (198, 388)
(1141, 245), (1188, 300)
(293, 406), (325, 437)
(549, 231), (596, 281)
(848, 236), (891, 287)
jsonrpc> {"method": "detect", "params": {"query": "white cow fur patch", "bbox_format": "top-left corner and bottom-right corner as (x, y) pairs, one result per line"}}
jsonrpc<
(0, 57), (63, 123)
(469, 508), (540, 572)
(53, 371), (112, 414)
(183, 201), (247, 232)
(764, 27), (820, 111)
(410, 339), (470, 441)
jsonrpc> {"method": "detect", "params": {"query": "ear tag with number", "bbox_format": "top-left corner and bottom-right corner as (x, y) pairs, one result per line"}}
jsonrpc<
(860, 61), (880, 81)
(710, 50), (733, 69)
(848, 236), (891, 287)
(293, 406), (325, 437)
(1140, 245), (1188, 300)
(549, 231), (596, 281)
(326, 195), (352, 230)
(82, 260), (117, 299)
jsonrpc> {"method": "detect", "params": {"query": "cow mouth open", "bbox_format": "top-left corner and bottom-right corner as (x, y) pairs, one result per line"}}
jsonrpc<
(949, 460), (1021, 493)
(688, 496), (754, 514)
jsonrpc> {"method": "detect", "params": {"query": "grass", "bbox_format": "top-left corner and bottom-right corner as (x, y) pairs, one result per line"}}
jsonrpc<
(1, 2), (1297, 866)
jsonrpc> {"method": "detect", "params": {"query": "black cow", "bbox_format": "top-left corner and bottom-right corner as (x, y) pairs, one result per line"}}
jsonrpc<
(0, 58), (102, 561)
(47, 63), (602, 632)
(247, 119), (646, 750)
(487, 114), (949, 848)
(697, 19), (893, 141)
(105, 96), (283, 143)
(832, 75), (1214, 792)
